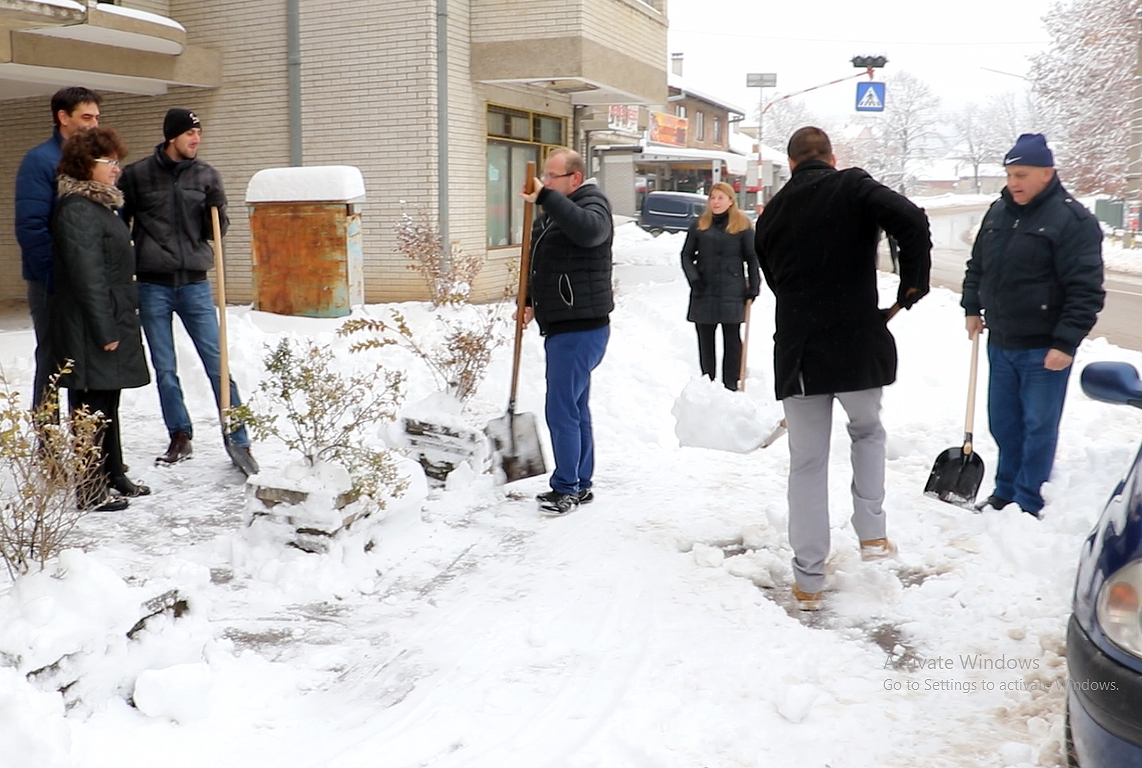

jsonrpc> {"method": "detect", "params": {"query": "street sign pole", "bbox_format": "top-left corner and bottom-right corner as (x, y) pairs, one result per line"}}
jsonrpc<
(746, 72), (776, 209)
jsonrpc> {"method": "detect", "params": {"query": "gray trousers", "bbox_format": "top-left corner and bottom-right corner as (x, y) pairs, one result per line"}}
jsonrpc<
(783, 388), (886, 592)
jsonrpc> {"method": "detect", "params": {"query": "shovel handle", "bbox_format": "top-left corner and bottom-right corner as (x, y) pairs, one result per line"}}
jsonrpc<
(509, 162), (538, 411)
(211, 206), (231, 416)
(738, 299), (753, 392)
(964, 331), (981, 451)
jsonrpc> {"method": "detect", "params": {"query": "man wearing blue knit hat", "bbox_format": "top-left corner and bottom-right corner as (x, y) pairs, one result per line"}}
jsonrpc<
(962, 133), (1104, 518)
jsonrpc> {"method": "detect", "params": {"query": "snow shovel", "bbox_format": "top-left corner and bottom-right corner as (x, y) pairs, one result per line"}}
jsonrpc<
(924, 331), (984, 507)
(485, 163), (546, 483)
(757, 302), (906, 450)
(211, 207), (259, 477)
(738, 298), (753, 392)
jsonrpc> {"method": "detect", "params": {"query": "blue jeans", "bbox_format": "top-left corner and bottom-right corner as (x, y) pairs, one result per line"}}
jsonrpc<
(27, 280), (52, 410)
(137, 280), (249, 446)
(987, 345), (1071, 513)
(544, 326), (610, 495)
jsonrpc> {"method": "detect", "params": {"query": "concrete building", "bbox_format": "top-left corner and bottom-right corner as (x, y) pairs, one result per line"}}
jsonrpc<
(1, 0), (668, 307)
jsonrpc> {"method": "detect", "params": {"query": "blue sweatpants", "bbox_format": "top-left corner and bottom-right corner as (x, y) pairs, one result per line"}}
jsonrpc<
(544, 325), (610, 495)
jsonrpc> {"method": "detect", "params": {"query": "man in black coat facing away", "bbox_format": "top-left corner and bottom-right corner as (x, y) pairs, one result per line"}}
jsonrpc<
(755, 126), (932, 610)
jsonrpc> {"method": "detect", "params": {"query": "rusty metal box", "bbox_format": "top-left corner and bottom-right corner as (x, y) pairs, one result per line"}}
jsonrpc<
(245, 166), (366, 318)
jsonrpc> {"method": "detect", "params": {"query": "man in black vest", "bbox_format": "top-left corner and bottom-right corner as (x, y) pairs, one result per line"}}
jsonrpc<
(755, 126), (931, 610)
(519, 148), (614, 516)
(963, 133), (1103, 518)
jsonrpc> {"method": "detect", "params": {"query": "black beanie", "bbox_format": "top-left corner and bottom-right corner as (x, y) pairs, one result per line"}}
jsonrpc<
(163, 108), (201, 141)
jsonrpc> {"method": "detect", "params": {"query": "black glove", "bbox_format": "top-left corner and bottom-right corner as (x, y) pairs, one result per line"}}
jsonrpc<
(897, 285), (929, 309)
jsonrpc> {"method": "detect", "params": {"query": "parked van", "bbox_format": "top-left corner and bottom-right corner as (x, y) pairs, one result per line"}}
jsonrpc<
(637, 191), (708, 235)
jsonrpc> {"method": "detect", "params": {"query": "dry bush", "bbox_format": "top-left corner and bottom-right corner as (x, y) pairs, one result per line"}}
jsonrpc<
(396, 207), (486, 308)
(0, 366), (104, 578)
(230, 338), (408, 507)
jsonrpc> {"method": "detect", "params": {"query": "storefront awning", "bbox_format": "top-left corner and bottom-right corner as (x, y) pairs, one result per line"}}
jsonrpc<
(635, 146), (748, 176)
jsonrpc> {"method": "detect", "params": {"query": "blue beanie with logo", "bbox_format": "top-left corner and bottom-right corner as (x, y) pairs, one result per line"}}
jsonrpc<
(1003, 133), (1053, 167)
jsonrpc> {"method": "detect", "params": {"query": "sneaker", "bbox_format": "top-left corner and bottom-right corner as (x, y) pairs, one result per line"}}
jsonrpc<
(110, 475), (151, 497)
(78, 494), (129, 512)
(537, 490), (579, 516)
(974, 494), (1011, 512)
(860, 537), (898, 562)
(577, 488), (594, 505)
(791, 584), (823, 611)
(156, 431), (192, 465)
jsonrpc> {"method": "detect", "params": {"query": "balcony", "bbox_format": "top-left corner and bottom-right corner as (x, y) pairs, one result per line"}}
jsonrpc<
(470, 0), (668, 106)
(0, 0), (219, 99)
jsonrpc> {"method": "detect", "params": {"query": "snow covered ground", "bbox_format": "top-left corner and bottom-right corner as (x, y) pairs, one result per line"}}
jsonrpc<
(3, 220), (1142, 767)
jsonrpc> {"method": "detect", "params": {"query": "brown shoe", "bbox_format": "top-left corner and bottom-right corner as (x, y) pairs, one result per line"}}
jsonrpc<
(156, 431), (192, 465)
(860, 537), (898, 562)
(791, 584), (824, 611)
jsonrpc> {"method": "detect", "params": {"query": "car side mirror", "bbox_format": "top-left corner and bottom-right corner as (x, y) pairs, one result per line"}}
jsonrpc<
(1081, 362), (1142, 408)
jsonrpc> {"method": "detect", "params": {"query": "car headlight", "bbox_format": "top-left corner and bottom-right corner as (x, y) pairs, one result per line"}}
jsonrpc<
(1097, 560), (1142, 656)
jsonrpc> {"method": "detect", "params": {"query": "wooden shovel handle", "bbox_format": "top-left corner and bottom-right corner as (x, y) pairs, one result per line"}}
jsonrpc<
(509, 162), (537, 409)
(211, 206), (230, 415)
(738, 299), (752, 392)
(963, 331), (981, 454)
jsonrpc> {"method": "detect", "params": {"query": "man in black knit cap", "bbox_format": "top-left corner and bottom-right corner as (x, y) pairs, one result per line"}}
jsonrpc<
(119, 108), (256, 472)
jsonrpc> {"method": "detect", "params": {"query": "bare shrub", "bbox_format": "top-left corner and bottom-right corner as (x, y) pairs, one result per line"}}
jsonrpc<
(396, 207), (486, 308)
(230, 338), (408, 507)
(0, 366), (104, 578)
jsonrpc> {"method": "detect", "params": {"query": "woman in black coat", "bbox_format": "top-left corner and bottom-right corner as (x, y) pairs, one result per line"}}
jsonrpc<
(680, 181), (761, 390)
(51, 127), (152, 511)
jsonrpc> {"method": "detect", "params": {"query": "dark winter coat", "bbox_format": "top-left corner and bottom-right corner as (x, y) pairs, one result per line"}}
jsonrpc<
(961, 174), (1104, 356)
(681, 212), (760, 325)
(528, 181), (614, 337)
(15, 130), (64, 290)
(50, 177), (150, 392)
(118, 144), (228, 282)
(754, 160), (932, 400)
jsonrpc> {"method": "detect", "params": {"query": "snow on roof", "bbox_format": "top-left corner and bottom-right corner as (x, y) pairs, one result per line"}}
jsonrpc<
(667, 72), (747, 116)
(36, 0), (83, 10)
(245, 166), (366, 204)
(95, 3), (185, 30)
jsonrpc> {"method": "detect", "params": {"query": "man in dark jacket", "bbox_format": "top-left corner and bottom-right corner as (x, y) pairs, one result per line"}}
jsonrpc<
(755, 126), (932, 610)
(119, 108), (256, 473)
(519, 148), (613, 515)
(963, 133), (1103, 518)
(15, 86), (101, 410)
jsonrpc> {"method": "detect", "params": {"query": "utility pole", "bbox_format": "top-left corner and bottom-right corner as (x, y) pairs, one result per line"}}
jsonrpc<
(746, 72), (776, 209)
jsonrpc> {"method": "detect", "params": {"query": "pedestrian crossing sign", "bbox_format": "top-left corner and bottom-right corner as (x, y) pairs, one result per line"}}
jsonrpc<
(856, 81), (886, 112)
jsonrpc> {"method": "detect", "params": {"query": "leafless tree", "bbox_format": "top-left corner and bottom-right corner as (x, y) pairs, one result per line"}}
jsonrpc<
(1028, 0), (1141, 194)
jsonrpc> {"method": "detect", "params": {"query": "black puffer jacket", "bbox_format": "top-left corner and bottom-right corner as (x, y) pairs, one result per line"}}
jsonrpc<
(681, 212), (760, 324)
(50, 178), (150, 392)
(528, 181), (614, 336)
(962, 174), (1104, 355)
(118, 144), (228, 279)
(755, 160), (931, 399)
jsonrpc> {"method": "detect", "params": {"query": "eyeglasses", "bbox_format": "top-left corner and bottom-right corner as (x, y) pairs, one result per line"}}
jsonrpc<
(93, 158), (120, 168)
(541, 171), (574, 182)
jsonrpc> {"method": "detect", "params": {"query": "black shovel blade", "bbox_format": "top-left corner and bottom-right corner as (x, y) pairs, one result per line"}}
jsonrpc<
(924, 446), (985, 508)
(225, 438), (260, 477)
(485, 411), (546, 484)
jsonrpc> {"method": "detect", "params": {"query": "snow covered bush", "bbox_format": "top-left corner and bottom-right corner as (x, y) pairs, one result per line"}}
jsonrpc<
(340, 309), (503, 404)
(230, 338), (408, 508)
(0, 365), (104, 577)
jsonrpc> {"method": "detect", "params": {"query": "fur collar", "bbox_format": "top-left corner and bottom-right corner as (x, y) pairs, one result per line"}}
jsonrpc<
(57, 174), (124, 209)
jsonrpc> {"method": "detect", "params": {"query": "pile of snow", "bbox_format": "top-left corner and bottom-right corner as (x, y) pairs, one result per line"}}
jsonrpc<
(672, 376), (783, 453)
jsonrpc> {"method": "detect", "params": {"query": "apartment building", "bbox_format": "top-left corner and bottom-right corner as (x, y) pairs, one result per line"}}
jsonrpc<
(0, 0), (668, 306)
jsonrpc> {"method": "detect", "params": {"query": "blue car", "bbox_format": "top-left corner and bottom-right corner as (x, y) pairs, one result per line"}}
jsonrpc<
(1067, 361), (1142, 767)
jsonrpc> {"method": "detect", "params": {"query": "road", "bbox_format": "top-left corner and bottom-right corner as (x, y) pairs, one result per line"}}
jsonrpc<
(904, 203), (1142, 351)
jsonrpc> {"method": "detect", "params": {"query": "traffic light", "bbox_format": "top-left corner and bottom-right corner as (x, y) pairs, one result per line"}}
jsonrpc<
(851, 55), (888, 69)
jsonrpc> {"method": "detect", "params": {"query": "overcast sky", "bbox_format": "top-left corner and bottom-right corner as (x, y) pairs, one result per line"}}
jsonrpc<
(666, 0), (1056, 122)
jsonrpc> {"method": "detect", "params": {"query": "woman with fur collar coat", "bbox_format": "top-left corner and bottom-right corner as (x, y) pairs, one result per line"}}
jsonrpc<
(51, 127), (151, 512)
